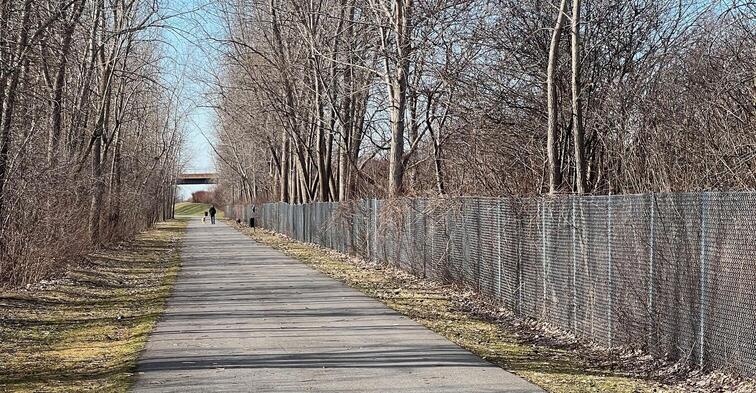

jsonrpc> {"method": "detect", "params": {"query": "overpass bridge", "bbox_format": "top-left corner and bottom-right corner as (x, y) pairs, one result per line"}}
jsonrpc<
(176, 173), (217, 185)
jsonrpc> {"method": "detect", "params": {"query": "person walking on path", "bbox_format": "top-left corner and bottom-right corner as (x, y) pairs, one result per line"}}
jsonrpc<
(209, 206), (217, 224)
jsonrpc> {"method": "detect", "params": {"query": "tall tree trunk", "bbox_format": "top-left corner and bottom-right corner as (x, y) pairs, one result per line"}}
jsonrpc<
(89, 0), (118, 244)
(251, 170), (259, 202)
(280, 130), (290, 202)
(338, 130), (349, 200)
(0, 0), (33, 220)
(107, 128), (122, 240)
(387, 72), (407, 198)
(546, 0), (568, 194)
(350, 88), (368, 194)
(89, 134), (104, 243)
(69, 0), (104, 158)
(314, 63), (329, 201)
(326, 108), (335, 200)
(334, 0), (357, 201)
(407, 87), (419, 191)
(47, 0), (85, 165)
(337, 0), (356, 201)
(426, 97), (445, 195)
(571, 0), (586, 194)
(289, 149), (298, 203)
(386, 0), (412, 198)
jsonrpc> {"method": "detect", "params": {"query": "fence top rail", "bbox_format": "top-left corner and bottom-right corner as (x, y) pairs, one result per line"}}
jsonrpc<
(241, 190), (756, 208)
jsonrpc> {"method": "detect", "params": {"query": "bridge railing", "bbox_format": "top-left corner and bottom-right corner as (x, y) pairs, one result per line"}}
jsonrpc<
(176, 172), (217, 185)
(226, 192), (756, 377)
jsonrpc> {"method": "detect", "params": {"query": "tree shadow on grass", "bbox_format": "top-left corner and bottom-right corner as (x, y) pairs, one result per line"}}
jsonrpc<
(0, 220), (186, 391)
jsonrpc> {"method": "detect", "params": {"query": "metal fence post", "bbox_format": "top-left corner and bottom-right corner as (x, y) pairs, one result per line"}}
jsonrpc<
(407, 199), (413, 268)
(648, 192), (656, 348)
(329, 203), (335, 250)
(446, 207), (454, 275)
(698, 192), (711, 367)
(302, 203), (306, 241)
(462, 199), (469, 285)
(496, 199), (502, 301)
(516, 199), (523, 316)
(476, 198), (482, 292)
(571, 196), (578, 331)
(318, 203), (323, 245)
(607, 195), (613, 348)
(428, 209), (433, 278)
(373, 198), (378, 263)
(363, 200), (369, 255)
(541, 198), (548, 317)
(420, 200), (428, 278)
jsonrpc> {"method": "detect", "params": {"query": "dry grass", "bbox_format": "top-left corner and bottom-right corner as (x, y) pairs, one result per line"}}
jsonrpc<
(232, 223), (672, 393)
(0, 219), (186, 392)
(174, 202), (223, 217)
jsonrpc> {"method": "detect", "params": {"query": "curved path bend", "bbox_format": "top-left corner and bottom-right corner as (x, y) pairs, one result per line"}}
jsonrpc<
(132, 218), (544, 393)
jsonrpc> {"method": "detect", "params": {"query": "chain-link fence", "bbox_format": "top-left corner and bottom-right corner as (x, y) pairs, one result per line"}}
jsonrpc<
(224, 192), (756, 376)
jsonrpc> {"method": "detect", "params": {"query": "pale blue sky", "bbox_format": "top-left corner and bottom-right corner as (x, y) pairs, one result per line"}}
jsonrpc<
(162, 0), (221, 198)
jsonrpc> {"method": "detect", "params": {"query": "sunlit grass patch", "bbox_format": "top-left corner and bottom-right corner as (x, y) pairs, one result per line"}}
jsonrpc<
(0, 219), (186, 392)
(232, 223), (669, 393)
(174, 202), (223, 217)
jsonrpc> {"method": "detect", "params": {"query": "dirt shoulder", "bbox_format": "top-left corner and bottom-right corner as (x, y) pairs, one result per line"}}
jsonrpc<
(0, 219), (186, 392)
(231, 223), (754, 393)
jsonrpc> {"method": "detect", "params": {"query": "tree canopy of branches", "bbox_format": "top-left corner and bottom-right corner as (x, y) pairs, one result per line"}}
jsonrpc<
(208, 0), (755, 204)
(0, 0), (183, 286)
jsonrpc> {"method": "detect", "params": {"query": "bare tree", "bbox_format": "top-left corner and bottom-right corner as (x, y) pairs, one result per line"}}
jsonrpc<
(570, 0), (586, 194)
(546, 0), (568, 195)
(0, 0), (185, 285)
(203, 0), (753, 203)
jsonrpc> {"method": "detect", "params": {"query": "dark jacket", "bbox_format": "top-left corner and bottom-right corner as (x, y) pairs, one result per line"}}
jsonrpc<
(209, 207), (217, 216)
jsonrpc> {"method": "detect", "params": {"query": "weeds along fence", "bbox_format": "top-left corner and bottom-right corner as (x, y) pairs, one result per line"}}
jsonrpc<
(224, 192), (756, 375)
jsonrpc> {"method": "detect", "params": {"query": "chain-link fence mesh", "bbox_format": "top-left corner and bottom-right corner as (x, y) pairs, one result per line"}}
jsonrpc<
(224, 192), (756, 376)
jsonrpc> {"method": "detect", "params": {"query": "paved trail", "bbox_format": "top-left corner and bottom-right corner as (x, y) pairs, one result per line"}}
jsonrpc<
(132, 218), (543, 392)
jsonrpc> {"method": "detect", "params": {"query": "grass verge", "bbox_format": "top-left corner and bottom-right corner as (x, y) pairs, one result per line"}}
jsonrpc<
(0, 219), (186, 392)
(231, 223), (670, 393)
(174, 202), (223, 217)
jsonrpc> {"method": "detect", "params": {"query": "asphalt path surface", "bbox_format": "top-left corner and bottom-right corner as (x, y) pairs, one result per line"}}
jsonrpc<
(132, 218), (544, 392)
